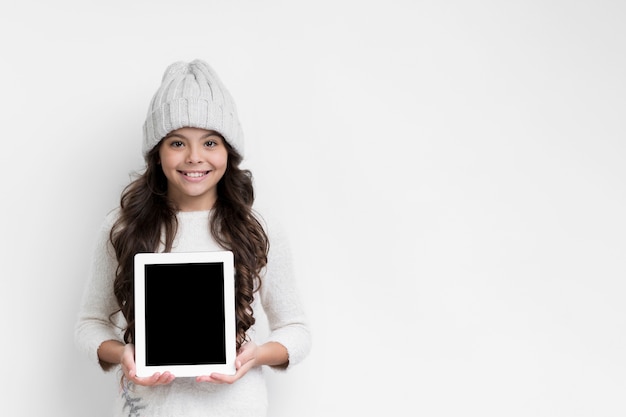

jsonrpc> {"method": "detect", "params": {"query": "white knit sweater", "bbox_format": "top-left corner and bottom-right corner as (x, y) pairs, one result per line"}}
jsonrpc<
(75, 209), (311, 417)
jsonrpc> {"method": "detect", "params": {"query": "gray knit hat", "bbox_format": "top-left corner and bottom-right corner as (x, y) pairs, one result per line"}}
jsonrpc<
(142, 59), (244, 157)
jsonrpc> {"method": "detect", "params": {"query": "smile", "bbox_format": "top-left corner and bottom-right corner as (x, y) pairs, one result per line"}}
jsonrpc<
(180, 171), (210, 178)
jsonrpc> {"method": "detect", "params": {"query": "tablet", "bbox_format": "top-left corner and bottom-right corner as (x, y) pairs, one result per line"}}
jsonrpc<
(133, 251), (237, 377)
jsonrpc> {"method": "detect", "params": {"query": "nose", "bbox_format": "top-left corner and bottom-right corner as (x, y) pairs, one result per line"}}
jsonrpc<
(186, 143), (203, 164)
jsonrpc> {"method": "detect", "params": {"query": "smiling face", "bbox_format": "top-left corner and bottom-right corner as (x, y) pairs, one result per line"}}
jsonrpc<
(158, 127), (229, 211)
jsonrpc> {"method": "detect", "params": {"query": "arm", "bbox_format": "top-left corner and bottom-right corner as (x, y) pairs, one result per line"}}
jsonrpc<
(198, 340), (288, 384)
(98, 340), (126, 366)
(256, 341), (289, 368)
(200, 217), (311, 384)
(74, 213), (126, 370)
(98, 341), (175, 386)
(257, 218), (312, 369)
(75, 212), (176, 386)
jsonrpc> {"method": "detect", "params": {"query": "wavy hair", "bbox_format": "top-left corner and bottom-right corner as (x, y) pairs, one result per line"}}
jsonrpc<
(109, 136), (269, 351)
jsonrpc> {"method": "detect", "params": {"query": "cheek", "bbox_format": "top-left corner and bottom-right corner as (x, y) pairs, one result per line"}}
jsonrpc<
(159, 150), (180, 171)
(214, 152), (229, 170)
(158, 157), (179, 182)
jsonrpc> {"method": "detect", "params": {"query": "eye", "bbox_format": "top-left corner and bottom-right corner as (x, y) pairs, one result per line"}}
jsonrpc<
(204, 140), (218, 148)
(170, 140), (184, 148)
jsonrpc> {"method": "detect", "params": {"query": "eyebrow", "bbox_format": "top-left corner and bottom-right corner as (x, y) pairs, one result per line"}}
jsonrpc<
(164, 131), (222, 140)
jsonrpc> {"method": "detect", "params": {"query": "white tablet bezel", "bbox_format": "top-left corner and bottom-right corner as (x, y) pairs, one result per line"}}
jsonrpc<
(133, 251), (237, 378)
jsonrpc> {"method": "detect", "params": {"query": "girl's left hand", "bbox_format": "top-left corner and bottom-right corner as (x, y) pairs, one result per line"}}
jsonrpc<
(196, 341), (258, 384)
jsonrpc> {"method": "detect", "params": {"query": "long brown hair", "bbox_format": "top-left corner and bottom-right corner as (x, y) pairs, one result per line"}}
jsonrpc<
(109, 137), (269, 350)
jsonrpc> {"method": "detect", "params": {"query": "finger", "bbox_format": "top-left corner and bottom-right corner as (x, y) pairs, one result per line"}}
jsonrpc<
(157, 371), (175, 385)
(208, 372), (238, 384)
(196, 374), (219, 384)
(234, 354), (252, 370)
(133, 372), (162, 386)
(238, 345), (255, 361)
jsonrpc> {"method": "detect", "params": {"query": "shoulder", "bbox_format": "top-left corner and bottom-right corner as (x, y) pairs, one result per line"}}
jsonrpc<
(91, 208), (122, 243)
(252, 207), (294, 273)
(101, 207), (122, 230)
(252, 206), (289, 247)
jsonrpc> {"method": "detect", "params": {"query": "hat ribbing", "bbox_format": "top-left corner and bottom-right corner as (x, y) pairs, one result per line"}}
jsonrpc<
(142, 59), (244, 157)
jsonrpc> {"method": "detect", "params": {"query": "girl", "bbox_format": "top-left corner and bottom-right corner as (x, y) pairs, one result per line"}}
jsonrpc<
(75, 59), (311, 417)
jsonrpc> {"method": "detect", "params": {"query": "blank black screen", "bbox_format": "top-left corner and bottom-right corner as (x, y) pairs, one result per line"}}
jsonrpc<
(144, 262), (226, 366)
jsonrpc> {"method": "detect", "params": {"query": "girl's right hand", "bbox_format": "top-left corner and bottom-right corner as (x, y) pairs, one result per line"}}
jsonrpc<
(120, 343), (176, 386)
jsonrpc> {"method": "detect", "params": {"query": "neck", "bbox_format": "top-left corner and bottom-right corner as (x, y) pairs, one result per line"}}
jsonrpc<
(168, 193), (217, 212)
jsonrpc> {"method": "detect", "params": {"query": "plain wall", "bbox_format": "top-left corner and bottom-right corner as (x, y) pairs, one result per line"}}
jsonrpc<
(1, 1), (625, 416)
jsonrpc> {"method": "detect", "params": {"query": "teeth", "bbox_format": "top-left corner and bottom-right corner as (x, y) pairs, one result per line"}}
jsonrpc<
(185, 172), (206, 178)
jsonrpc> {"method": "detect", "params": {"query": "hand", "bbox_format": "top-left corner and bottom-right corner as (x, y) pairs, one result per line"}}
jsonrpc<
(196, 341), (259, 384)
(120, 343), (176, 387)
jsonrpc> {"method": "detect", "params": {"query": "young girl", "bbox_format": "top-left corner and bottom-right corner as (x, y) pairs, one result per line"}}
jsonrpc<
(75, 59), (311, 417)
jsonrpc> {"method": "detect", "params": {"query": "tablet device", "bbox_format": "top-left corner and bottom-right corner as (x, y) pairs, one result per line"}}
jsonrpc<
(134, 251), (236, 377)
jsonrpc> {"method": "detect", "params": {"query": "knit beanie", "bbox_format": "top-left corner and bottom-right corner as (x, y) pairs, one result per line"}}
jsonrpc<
(142, 59), (244, 157)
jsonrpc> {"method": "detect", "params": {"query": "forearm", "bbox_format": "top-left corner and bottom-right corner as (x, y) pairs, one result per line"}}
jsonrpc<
(97, 340), (125, 367)
(256, 341), (289, 368)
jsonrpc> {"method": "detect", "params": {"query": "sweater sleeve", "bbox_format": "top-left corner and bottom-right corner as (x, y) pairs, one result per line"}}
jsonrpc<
(74, 211), (125, 370)
(258, 216), (312, 369)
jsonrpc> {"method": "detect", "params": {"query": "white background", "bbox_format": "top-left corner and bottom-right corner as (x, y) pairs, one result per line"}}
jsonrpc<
(1, 1), (625, 416)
